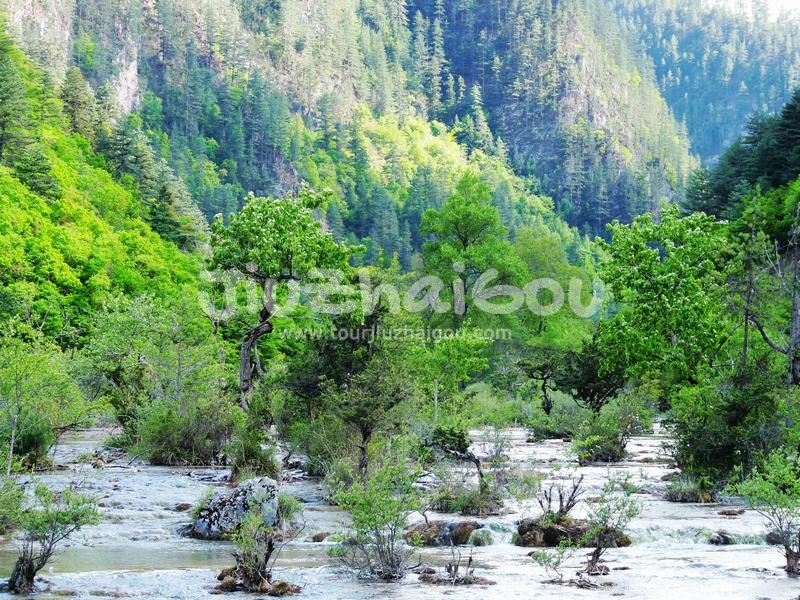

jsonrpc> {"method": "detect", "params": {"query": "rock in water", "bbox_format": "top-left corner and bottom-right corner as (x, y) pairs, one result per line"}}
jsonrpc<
(709, 530), (735, 545)
(181, 477), (278, 540)
(406, 520), (483, 546)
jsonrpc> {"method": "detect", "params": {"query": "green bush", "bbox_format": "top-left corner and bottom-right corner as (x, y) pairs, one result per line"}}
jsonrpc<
(322, 459), (356, 500)
(228, 413), (279, 481)
(134, 398), (241, 466)
(726, 450), (800, 575)
(285, 414), (352, 476)
(468, 528), (494, 546)
(665, 474), (715, 503)
(428, 470), (503, 516)
(0, 476), (22, 534)
(277, 494), (302, 526)
(460, 383), (528, 427)
(572, 384), (655, 464)
(431, 424), (470, 454)
(669, 360), (783, 480)
(334, 464), (420, 580)
(525, 392), (589, 440)
(0, 410), (55, 469)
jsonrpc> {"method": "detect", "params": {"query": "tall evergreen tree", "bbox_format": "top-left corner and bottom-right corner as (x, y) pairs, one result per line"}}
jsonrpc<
(0, 47), (27, 159)
(60, 67), (97, 140)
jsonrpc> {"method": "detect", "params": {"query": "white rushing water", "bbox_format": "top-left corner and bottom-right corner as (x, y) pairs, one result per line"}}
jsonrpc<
(0, 428), (796, 599)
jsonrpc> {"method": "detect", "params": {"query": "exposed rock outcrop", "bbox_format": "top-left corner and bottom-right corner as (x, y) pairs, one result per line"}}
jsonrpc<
(180, 477), (278, 540)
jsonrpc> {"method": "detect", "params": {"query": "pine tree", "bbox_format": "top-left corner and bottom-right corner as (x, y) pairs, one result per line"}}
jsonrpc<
(150, 181), (191, 247)
(11, 145), (61, 200)
(93, 82), (120, 150)
(61, 67), (97, 140)
(0, 50), (27, 159)
(388, 0), (408, 32)
(411, 11), (430, 101)
(33, 68), (60, 130)
(429, 18), (447, 115)
(107, 117), (160, 197)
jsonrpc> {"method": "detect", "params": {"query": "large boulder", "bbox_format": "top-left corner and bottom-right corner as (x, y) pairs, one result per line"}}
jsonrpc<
(180, 477), (278, 540)
(406, 520), (484, 546)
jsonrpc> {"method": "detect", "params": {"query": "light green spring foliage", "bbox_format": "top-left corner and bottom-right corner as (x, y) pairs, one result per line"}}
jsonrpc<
(17, 482), (99, 538)
(421, 172), (526, 300)
(530, 539), (576, 582)
(0, 46), (198, 342)
(731, 451), (800, 529)
(210, 187), (353, 286)
(597, 204), (729, 386)
(0, 324), (104, 471)
(334, 464), (420, 536)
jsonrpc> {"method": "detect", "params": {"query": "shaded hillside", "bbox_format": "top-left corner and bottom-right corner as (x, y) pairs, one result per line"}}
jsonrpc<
(409, 0), (696, 234)
(610, 0), (800, 162)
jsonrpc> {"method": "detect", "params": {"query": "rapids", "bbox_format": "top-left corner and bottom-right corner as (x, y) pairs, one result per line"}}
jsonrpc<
(0, 427), (795, 599)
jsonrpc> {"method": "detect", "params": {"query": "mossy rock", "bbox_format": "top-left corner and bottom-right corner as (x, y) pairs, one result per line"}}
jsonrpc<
(515, 517), (630, 548)
(468, 528), (494, 546)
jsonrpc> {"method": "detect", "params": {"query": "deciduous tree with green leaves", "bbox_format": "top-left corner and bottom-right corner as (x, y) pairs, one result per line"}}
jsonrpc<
(210, 187), (352, 409)
(8, 483), (99, 593)
(422, 172), (524, 326)
(597, 205), (730, 388)
(415, 331), (489, 421)
(0, 325), (96, 475)
(729, 450), (800, 575)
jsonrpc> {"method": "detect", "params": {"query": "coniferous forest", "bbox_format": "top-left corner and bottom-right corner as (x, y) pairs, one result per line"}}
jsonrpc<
(1, 0), (800, 597)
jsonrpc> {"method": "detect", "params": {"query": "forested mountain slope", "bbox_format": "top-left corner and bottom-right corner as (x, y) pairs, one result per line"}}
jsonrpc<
(610, 0), (800, 162)
(0, 23), (200, 342)
(410, 0), (695, 234)
(5, 0), (697, 240)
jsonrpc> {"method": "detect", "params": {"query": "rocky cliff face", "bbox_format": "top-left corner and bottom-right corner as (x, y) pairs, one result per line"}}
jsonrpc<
(4, 0), (139, 111)
(4, 0), (76, 79)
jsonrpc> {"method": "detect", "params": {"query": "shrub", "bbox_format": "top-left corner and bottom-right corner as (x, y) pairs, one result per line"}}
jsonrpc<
(530, 539), (576, 582)
(334, 464), (420, 580)
(135, 398), (240, 465)
(582, 475), (640, 574)
(572, 386), (654, 464)
(0, 476), (22, 534)
(669, 359), (783, 479)
(284, 414), (352, 476)
(232, 512), (277, 592)
(525, 392), (589, 440)
(0, 409), (56, 470)
(426, 465), (503, 516)
(452, 480), (504, 516)
(727, 450), (800, 575)
(8, 483), (99, 594)
(460, 383), (528, 427)
(467, 528), (494, 546)
(191, 488), (215, 520)
(431, 424), (470, 454)
(665, 474), (715, 503)
(277, 494), (302, 528)
(228, 413), (279, 481)
(322, 458), (356, 501)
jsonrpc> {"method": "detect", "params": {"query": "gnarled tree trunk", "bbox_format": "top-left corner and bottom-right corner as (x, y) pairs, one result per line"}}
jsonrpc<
(8, 552), (37, 595)
(239, 283), (277, 411)
(239, 317), (273, 410)
(786, 548), (800, 575)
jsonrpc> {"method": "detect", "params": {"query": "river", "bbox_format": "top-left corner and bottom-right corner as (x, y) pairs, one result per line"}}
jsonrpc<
(0, 427), (795, 599)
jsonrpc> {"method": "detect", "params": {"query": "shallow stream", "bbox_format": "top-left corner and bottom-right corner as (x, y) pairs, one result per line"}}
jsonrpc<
(0, 427), (796, 599)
